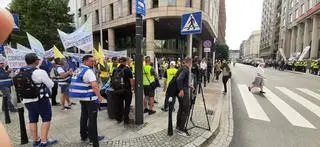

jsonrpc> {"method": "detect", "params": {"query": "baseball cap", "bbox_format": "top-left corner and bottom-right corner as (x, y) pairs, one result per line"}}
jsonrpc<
(170, 61), (176, 66)
(25, 53), (40, 64)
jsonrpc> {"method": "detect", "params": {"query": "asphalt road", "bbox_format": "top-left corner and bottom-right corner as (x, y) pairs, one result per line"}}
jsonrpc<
(230, 63), (320, 147)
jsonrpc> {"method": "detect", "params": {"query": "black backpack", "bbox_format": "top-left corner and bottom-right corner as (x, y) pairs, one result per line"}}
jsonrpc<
(110, 67), (125, 91)
(13, 68), (40, 99)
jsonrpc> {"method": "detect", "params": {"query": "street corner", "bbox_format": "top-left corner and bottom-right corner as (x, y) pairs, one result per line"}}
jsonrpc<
(201, 80), (234, 147)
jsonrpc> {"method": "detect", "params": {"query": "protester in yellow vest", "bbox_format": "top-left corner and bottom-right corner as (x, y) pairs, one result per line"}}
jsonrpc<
(109, 57), (119, 74)
(143, 56), (156, 115)
(161, 61), (178, 112)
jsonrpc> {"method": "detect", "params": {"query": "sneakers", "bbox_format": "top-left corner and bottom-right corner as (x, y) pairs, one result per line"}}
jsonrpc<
(148, 110), (156, 115)
(39, 139), (58, 147)
(144, 108), (149, 113)
(161, 107), (168, 112)
(69, 102), (76, 107)
(61, 106), (72, 111)
(177, 129), (190, 137)
(32, 139), (41, 147)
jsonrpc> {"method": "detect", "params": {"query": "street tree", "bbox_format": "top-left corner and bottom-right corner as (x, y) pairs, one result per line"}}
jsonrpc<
(215, 43), (229, 61)
(9, 0), (74, 50)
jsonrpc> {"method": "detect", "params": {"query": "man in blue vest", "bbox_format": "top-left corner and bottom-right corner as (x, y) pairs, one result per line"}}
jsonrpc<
(0, 60), (16, 112)
(69, 55), (104, 146)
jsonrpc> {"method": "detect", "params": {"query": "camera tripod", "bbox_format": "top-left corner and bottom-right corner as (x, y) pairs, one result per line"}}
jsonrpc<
(185, 81), (211, 131)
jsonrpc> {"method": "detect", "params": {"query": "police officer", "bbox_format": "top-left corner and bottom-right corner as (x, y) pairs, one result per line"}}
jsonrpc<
(161, 61), (178, 111)
(69, 55), (104, 146)
(176, 57), (192, 137)
(0, 60), (16, 112)
(143, 56), (156, 115)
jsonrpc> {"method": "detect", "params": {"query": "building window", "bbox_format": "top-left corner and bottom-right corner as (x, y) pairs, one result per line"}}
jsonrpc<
(291, 0), (294, 7)
(168, 0), (176, 6)
(110, 4), (114, 20)
(83, 0), (87, 6)
(186, 0), (192, 7)
(309, 0), (313, 9)
(153, 0), (159, 8)
(302, 4), (305, 13)
(84, 14), (87, 22)
(95, 10), (99, 24)
(290, 13), (292, 22)
(295, 9), (299, 18)
(118, 0), (122, 17)
(128, 0), (132, 15)
(102, 7), (106, 22)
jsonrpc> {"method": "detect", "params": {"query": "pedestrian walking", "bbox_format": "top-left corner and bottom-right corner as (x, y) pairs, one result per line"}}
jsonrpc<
(214, 61), (222, 80)
(16, 53), (58, 147)
(248, 63), (266, 94)
(176, 57), (193, 137)
(54, 58), (74, 110)
(200, 58), (207, 87)
(69, 55), (105, 146)
(110, 57), (134, 124)
(143, 56), (157, 115)
(207, 59), (213, 83)
(221, 63), (231, 95)
(0, 60), (17, 112)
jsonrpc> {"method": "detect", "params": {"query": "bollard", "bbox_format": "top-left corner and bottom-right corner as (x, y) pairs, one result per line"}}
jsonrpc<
(3, 96), (11, 124)
(16, 99), (28, 145)
(167, 97), (173, 136)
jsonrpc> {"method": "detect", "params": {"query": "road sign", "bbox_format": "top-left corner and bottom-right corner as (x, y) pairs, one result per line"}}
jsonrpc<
(136, 0), (146, 16)
(203, 40), (212, 48)
(204, 48), (210, 52)
(12, 14), (19, 32)
(181, 12), (202, 35)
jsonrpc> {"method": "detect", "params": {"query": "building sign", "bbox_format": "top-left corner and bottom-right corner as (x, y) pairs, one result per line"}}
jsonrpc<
(136, 0), (146, 16)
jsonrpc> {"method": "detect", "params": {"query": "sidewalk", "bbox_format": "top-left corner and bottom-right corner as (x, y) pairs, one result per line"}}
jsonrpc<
(1, 80), (228, 147)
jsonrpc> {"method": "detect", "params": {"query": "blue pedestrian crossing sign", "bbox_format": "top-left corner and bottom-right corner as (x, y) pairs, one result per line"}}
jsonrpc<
(181, 12), (202, 35)
(12, 14), (19, 32)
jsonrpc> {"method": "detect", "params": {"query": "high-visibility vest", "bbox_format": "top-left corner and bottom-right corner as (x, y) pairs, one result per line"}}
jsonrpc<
(166, 67), (178, 85)
(69, 66), (97, 101)
(0, 68), (12, 87)
(143, 65), (155, 86)
(54, 65), (71, 86)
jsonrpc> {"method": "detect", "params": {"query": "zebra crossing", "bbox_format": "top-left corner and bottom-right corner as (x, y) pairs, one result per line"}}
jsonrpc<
(237, 84), (320, 129)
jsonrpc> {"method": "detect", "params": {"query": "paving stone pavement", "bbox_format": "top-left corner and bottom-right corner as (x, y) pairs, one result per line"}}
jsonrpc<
(0, 80), (223, 147)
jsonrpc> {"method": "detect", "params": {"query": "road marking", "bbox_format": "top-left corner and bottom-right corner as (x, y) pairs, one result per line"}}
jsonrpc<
(264, 87), (315, 129)
(238, 84), (270, 121)
(297, 88), (320, 101)
(276, 87), (320, 118)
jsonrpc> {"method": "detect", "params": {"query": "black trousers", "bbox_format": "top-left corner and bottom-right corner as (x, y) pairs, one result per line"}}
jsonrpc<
(51, 82), (58, 104)
(80, 101), (99, 146)
(114, 92), (132, 122)
(176, 93), (190, 131)
(222, 76), (229, 92)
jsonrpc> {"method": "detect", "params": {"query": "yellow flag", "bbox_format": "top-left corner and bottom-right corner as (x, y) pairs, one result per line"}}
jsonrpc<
(97, 44), (105, 67)
(53, 45), (65, 59)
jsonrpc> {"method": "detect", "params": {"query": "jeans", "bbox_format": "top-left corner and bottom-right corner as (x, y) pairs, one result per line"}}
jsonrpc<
(114, 92), (132, 122)
(222, 76), (229, 92)
(80, 100), (99, 146)
(0, 87), (15, 110)
(176, 93), (190, 131)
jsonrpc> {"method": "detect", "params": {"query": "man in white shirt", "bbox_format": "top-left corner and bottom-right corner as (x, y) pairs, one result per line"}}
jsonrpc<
(200, 58), (207, 87)
(20, 53), (57, 147)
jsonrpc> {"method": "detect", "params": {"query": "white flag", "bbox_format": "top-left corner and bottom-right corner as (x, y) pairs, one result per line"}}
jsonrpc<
(58, 16), (93, 52)
(27, 32), (45, 58)
(17, 43), (34, 53)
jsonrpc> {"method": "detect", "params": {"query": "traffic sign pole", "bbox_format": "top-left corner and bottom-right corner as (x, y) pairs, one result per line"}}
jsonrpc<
(188, 34), (193, 96)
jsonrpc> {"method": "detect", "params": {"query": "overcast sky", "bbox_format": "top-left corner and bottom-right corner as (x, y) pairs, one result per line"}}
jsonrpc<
(0, 0), (11, 8)
(225, 0), (263, 50)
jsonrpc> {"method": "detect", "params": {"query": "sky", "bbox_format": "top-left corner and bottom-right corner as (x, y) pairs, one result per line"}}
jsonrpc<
(225, 0), (263, 50)
(0, 0), (11, 8)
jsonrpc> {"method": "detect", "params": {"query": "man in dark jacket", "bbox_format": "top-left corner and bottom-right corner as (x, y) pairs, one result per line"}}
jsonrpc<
(176, 57), (192, 137)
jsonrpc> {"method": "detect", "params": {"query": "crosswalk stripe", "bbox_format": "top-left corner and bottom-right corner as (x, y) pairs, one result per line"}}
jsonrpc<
(276, 87), (320, 118)
(237, 84), (270, 121)
(297, 88), (320, 101)
(264, 87), (315, 129)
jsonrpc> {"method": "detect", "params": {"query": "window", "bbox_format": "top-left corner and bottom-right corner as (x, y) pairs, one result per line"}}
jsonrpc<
(186, 0), (192, 7)
(118, 0), (122, 17)
(110, 4), (114, 20)
(153, 0), (159, 8)
(83, 0), (87, 6)
(102, 7), (106, 22)
(95, 10), (99, 24)
(309, 0), (313, 9)
(283, 18), (286, 26)
(128, 0), (132, 15)
(84, 14), (87, 21)
(290, 13), (293, 22)
(168, 0), (176, 6)
(295, 9), (299, 18)
(302, 4), (305, 13)
(291, 0), (294, 7)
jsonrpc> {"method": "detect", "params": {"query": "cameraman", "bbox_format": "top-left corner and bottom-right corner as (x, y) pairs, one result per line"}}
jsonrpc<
(176, 57), (192, 137)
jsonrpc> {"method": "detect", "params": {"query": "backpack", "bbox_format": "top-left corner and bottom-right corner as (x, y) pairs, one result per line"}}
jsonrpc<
(13, 67), (40, 99)
(110, 67), (125, 91)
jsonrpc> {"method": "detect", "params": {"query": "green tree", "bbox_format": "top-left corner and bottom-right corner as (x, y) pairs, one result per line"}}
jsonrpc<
(215, 44), (229, 61)
(9, 0), (74, 50)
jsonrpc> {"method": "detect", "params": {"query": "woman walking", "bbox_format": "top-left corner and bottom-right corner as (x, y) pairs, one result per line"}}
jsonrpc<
(221, 63), (231, 94)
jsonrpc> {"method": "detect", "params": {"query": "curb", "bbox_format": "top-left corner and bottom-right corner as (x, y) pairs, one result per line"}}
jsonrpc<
(282, 70), (320, 78)
(199, 79), (234, 147)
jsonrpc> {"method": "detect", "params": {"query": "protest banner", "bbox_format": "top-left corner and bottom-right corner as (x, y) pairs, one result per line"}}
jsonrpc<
(103, 50), (127, 58)
(4, 46), (27, 69)
(298, 46), (311, 61)
(17, 43), (33, 52)
(58, 16), (93, 52)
